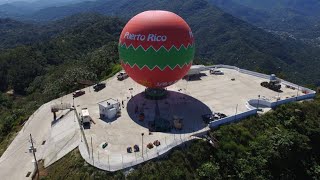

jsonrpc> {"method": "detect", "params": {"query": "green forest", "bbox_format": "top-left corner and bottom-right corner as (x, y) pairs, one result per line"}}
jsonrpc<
(15, 0), (320, 85)
(0, 0), (319, 179)
(0, 14), (124, 154)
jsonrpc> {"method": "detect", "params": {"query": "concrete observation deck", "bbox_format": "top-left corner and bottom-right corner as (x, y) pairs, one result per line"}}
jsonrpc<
(0, 66), (315, 179)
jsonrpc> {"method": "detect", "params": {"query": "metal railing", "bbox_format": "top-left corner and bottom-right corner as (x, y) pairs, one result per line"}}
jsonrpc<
(78, 133), (197, 172)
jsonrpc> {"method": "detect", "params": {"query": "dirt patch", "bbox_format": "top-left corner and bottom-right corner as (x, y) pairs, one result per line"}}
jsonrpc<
(35, 159), (48, 179)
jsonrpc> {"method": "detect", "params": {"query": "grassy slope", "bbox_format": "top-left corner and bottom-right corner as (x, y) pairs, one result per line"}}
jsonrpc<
(39, 149), (124, 180)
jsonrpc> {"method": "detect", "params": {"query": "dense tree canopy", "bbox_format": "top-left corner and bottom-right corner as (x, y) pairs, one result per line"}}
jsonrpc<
(0, 1), (319, 179)
(1, 0), (320, 87)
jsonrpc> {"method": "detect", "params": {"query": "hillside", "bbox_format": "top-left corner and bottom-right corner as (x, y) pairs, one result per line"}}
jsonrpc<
(0, 1), (319, 179)
(0, 18), (60, 49)
(1, 0), (320, 93)
(0, 13), (123, 94)
(0, 13), (123, 156)
(1, 0), (320, 151)
(19, 0), (320, 86)
(209, 0), (320, 41)
(0, 0), (93, 19)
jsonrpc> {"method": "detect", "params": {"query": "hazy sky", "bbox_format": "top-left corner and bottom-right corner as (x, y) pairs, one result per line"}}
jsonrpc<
(0, 0), (36, 4)
(0, 0), (91, 5)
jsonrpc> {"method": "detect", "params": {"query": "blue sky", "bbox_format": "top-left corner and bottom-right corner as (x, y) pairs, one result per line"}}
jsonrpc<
(0, 0), (35, 4)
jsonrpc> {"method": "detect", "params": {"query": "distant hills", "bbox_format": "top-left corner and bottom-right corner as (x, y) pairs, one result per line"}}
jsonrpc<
(3, 0), (320, 43)
(0, 13), (123, 93)
(0, 18), (58, 49)
(0, 0), (93, 19)
(208, 0), (320, 45)
(1, 2), (319, 179)
(0, 0), (320, 93)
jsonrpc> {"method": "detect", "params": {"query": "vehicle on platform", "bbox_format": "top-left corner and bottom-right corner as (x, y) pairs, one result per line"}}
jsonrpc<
(93, 83), (106, 91)
(117, 71), (129, 80)
(260, 74), (282, 92)
(202, 113), (227, 123)
(260, 81), (281, 92)
(81, 108), (91, 127)
(73, 90), (85, 98)
(209, 68), (224, 75)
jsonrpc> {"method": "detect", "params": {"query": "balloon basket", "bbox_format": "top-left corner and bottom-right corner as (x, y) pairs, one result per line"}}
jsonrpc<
(144, 88), (167, 100)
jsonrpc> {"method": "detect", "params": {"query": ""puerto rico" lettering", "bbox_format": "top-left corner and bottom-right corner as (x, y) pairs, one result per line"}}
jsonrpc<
(124, 32), (167, 42)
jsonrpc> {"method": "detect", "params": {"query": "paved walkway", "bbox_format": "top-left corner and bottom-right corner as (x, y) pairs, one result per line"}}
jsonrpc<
(0, 101), (80, 179)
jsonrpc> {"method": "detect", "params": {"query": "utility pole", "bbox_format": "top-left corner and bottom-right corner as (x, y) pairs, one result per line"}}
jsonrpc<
(29, 134), (39, 179)
(234, 104), (238, 120)
(257, 95), (261, 111)
(296, 86), (300, 101)
(141, 133), (144, 159)
(91, 136), (94, 165)
(73, 98), (75, 122)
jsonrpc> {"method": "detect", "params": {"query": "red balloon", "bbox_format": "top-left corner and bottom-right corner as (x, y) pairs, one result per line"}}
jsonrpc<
(119, 10), (195, 88)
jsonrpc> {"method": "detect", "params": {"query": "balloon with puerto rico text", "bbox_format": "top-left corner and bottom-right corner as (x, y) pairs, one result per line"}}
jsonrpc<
(119, 10), (195, 88)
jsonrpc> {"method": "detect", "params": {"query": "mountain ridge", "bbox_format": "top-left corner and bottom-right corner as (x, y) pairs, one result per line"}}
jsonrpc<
(0, 0), (319, 87)
(208, 0), (320, 41)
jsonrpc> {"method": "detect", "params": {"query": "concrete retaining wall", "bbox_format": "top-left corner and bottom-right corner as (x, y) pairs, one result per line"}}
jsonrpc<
(239, 69), (270, 79)
(207, 64), (316, 129)
(210, 90), (315, 129)
(209, 109), (257, 128)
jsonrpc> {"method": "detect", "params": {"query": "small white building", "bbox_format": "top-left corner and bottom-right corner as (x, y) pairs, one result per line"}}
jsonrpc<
(98, 98), (120, 119)
(187, 65), (206, 76)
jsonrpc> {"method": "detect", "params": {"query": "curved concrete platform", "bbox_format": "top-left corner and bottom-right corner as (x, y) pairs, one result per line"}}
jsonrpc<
(0, 65), (315, 179)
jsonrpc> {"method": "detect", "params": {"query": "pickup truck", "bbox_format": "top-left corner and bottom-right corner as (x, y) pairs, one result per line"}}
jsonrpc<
(117, 71), (128, 80)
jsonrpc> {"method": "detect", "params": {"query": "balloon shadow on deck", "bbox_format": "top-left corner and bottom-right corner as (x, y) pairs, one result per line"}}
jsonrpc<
(184, 73), (208, 81)
(126, 90), (211, 134)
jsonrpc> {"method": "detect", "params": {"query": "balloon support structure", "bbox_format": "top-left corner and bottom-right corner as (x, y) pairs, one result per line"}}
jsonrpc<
(144, 88), (168, 100)
(141, 88), (171, 132)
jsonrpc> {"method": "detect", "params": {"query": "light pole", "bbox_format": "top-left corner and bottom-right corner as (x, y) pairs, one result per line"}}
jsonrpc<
(296, 86), (300, 101)
(60, 94), (63, 104)
(234, 104), (238, 121)
(257, 95), (261, 111)
(29, 134), (39, 179)
(73, 97), (75, 122)
(141, 133), (144, 159)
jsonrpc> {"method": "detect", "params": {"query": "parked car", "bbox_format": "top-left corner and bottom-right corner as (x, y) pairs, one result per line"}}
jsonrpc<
(202, 114), (219, 123)
(216, 112), (227, 118)
(117, 71), (128, 80)
(201, 112), (227, 123)
(93, 83), (106, 91)
(73, 90), (85, 98)
(209, 68), (224, 75)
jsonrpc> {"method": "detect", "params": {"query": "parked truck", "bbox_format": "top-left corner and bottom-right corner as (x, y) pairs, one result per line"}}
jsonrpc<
(81, 108), (91, 126)
(117, 71), (128, 81)
(260, 74), (281, 92)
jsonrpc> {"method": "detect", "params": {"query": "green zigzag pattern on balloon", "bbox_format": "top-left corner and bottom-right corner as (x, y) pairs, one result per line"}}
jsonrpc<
(119, 44), (195, 70)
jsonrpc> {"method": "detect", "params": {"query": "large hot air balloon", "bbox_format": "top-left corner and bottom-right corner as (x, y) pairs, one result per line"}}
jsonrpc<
(119, 10), (195, 88)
